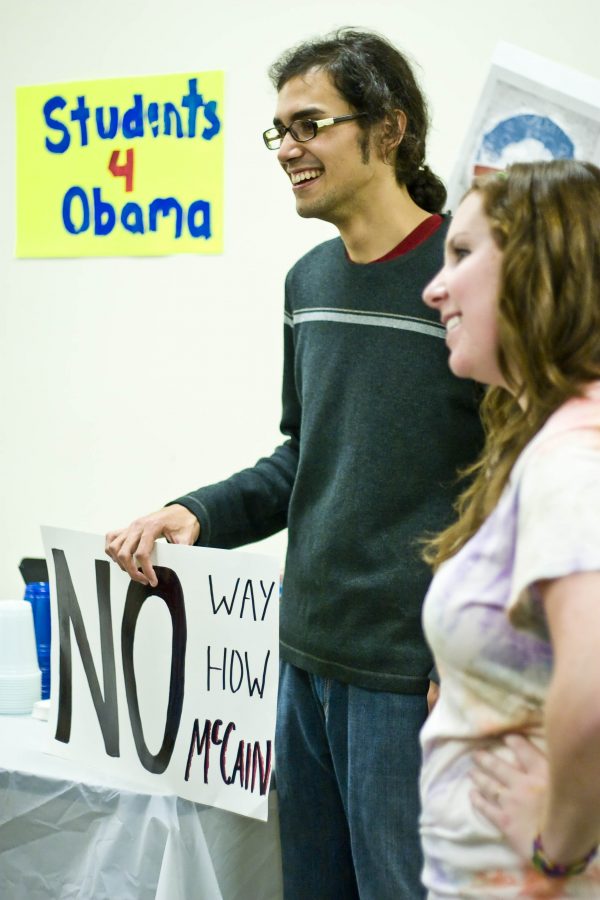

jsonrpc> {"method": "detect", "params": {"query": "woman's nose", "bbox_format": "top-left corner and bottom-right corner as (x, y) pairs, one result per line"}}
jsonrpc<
(423, 273), (448, 309)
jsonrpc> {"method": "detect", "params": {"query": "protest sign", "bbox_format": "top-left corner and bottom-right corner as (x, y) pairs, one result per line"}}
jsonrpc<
(41, 527), (279, 821)
(17, 71), (224, 257)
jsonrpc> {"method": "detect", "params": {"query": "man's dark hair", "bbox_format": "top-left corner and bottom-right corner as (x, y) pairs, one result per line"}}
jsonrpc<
(269, 28), (447, 213)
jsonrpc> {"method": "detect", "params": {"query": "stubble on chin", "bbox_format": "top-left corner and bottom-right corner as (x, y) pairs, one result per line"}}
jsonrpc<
(294, 199), (320, 220)
(294, 192), (338, 224)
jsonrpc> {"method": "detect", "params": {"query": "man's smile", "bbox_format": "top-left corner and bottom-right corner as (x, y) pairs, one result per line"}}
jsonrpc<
(288, 168), (323, 188)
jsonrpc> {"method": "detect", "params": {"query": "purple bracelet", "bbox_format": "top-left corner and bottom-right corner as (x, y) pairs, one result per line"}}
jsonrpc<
(532, 833), (598, 878)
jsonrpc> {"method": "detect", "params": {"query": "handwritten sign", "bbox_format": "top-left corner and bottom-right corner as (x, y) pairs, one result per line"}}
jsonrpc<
(17, 72), (224, 257)
(41, 527), (279, 821)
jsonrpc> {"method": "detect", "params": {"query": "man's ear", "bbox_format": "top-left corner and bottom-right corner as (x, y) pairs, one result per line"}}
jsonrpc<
(379, 109), (407, 163)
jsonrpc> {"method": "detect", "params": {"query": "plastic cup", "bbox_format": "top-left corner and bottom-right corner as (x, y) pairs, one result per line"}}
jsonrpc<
(0, 600), (42, 714)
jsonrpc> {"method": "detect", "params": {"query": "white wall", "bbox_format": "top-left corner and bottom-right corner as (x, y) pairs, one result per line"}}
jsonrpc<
(1, 0), (599, 598)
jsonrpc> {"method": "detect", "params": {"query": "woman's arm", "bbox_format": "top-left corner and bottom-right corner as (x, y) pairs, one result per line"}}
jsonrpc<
(471, 570), (600, 865)
(535, 569), (600, 862)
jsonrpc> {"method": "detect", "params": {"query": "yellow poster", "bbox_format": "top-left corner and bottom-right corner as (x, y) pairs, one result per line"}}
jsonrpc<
(16, 72), (224, 257)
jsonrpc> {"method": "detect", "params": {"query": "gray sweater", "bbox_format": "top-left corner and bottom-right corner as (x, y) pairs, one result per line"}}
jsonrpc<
(172, 220), (483, 693)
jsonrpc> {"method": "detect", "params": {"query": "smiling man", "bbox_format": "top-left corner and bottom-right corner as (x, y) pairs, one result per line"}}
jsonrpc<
(106, 28), (483, 899)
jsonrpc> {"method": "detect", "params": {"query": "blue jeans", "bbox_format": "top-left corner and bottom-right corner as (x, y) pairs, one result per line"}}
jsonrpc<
(275, 661), (428, 900)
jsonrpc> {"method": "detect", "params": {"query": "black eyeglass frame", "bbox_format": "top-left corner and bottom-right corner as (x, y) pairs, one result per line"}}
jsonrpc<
(262, 113), (367, 150)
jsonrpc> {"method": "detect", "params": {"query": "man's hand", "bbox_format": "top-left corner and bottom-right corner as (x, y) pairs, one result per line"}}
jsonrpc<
(105, 504), (200, 587)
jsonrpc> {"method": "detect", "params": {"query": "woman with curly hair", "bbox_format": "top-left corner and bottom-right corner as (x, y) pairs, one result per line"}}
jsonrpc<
(420, 159), (600, 897)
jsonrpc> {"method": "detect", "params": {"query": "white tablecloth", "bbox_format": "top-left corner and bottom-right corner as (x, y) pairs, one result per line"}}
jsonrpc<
(0, 715), (282, 900)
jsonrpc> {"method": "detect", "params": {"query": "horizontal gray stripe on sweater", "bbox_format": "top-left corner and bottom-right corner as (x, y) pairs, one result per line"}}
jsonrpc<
(284, 307), (445, 338)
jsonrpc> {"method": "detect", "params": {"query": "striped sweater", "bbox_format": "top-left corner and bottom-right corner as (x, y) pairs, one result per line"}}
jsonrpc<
(173, 219), (483, 692)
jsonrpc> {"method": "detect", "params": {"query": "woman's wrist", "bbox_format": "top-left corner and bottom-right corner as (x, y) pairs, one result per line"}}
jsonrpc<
(531, 832), (598, 878)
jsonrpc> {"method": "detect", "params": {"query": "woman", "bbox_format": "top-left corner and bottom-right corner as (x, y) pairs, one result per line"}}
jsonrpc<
(419, 159), (600, 897)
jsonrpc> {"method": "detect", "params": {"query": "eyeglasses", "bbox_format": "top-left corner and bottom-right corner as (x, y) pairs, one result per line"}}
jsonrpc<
(262, 113), (367, 150)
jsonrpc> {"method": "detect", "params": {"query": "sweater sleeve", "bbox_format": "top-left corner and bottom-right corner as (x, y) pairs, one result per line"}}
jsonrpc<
(167, 315), (300, 549)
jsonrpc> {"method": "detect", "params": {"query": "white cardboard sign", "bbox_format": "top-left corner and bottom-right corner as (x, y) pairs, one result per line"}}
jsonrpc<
(447, 41), (600, 210)
(41, 527), (279, 821)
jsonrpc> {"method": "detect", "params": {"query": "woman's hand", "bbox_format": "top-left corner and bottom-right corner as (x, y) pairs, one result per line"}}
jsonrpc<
(470, 735), (549, 859)
(427, 680), (440, 714)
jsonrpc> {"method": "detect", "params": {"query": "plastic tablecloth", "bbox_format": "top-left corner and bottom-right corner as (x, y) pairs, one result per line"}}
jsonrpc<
(0, 716), (282, 900)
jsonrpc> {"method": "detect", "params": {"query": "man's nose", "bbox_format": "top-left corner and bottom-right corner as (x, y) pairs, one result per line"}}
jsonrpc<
(277, 130), (303, 164)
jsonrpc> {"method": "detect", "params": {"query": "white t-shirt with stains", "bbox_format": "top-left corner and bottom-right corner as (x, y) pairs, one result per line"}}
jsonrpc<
(420, 385), (600, 899)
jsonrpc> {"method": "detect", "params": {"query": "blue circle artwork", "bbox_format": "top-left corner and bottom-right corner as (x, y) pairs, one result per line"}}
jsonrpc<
(481, 114), (575, 162)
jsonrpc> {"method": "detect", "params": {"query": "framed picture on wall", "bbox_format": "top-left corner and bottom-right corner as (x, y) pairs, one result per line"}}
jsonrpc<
(447, 41), (600, 210)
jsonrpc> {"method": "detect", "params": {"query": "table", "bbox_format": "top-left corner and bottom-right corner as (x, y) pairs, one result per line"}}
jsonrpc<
(0, 715), (282, 900)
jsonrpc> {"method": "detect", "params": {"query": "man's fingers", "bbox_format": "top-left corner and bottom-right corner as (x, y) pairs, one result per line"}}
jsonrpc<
(131, 530), (161, 586)
(105, 507), (199, 587)
(105, 523), (155, 585)
(105, 528), (126, 561)
(113, 529), (150, 584)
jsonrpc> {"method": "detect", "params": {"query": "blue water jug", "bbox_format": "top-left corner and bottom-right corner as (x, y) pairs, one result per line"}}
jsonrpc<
(24, 581), (51, 700)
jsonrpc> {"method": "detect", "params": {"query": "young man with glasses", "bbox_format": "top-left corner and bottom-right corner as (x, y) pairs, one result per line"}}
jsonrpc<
(106, 28), (482, 899)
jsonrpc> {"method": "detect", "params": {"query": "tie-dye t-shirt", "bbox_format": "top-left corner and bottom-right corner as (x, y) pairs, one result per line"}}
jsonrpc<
(420, 385), (600, 899)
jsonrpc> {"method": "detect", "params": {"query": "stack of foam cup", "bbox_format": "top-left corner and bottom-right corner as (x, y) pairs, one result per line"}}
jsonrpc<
(0, 600), (42, 714)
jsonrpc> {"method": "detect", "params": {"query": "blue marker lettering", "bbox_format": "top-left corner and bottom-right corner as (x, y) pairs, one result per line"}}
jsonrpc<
(62, 186), (90, 233)
(93, 188), (116, 236)
(122, 202), (145, 234)
(149, 198), (183, 238)
(70, 96), (91, 147)
(43, 96), (70, 154)
(96, 106), (119, 140)
(202, 100), (221, 141)
(163, 102), (184, 138)
(182, 78), (204, 139)
(122, 94), (144, 139)
(188, 200), (211, 239)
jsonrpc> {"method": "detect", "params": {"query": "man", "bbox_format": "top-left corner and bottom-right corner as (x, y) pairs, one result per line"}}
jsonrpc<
(106, 29), (482, 899)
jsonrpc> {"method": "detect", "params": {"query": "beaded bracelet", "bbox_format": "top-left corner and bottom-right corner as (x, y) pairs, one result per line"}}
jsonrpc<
(532, 833), (598, 878)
